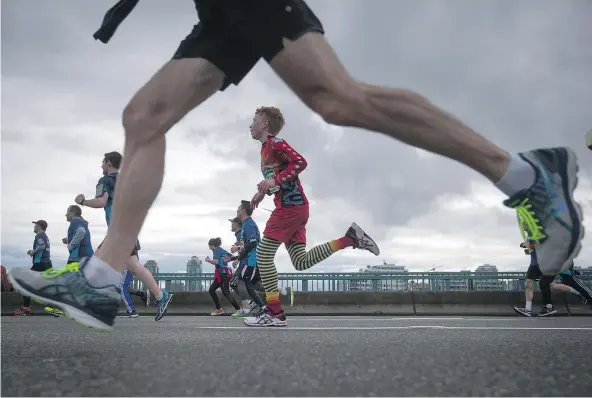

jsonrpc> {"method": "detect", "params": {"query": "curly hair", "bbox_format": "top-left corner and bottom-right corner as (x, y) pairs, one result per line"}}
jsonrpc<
(256, 106), (285, 135)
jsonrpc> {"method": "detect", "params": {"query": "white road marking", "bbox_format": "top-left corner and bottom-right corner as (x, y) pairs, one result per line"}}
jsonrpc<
(187, 325), (592, 331)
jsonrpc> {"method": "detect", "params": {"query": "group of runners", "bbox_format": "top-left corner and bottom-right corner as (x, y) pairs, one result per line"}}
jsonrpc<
(7, 0), (587, 332)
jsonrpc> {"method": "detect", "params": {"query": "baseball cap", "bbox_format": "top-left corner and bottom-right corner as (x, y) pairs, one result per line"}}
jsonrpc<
(32, 220), (48, 230)
(229, 217), (242, 226)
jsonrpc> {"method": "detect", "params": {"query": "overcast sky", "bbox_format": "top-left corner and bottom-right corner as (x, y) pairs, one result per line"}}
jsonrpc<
(2, 0), (591, 274)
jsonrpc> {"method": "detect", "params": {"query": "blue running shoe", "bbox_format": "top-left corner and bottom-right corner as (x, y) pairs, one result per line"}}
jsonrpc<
(154, 291), (173, 321)
(7, 260), (120, 331)
(504, 147), (584, 275)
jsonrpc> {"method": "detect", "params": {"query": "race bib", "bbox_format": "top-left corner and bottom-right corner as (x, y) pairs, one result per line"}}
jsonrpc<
(262, 169), (280, 193)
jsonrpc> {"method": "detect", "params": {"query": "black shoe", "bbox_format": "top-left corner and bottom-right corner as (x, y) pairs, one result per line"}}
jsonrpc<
(538, 306), (557, 316)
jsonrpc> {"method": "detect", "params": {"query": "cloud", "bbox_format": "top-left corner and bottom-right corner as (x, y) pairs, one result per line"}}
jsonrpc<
(2, 0), (591, 274)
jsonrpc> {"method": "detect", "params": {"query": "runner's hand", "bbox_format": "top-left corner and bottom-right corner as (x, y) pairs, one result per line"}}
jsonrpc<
(75, 194), (85, 204)
(251, 192), (265, 208)
(230, 244), (240, 253)
(62, 237), (68, 244)
(257, 179), (276, 194)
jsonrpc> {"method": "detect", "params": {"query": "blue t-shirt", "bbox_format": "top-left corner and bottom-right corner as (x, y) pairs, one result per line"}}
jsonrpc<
(33, 232), (51, 264)
(96, 172), (117, 225)
(528, 240), (538, 266)
(213, 247), (231, 274)
(241, 217), (260, 267)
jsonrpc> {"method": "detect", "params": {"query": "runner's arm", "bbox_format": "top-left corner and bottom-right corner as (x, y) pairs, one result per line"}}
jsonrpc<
(32, 237), (46, 254)
(67, 227), (86, 251)
(237, 223), (257, 261)
(270, 139), (308, 185)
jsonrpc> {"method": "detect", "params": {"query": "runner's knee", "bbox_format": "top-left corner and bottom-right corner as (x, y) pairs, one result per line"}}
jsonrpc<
(122, 99), (172, 144)
(304, 79), (364, 127)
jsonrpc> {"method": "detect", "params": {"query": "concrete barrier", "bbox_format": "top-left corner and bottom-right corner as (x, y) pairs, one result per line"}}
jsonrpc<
(1, 291), (590, 316)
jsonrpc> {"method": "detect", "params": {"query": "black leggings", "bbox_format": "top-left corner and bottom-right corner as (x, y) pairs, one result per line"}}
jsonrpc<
(541, 274), (592, 305)
(209, 274), (239, 310)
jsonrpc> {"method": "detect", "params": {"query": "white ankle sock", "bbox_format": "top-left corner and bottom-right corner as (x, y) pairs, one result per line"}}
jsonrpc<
(496, 155), (536, 197)
(82, 256), (125, 287)
(568, 287), (581, 296)
(525, 301), (532, 311)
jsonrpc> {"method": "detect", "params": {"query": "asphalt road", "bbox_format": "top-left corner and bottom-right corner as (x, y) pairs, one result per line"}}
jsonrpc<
(2, 315), (592, 397)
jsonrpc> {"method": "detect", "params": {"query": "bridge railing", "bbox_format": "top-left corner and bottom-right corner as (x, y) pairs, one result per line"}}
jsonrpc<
(133, 272), (592, 293)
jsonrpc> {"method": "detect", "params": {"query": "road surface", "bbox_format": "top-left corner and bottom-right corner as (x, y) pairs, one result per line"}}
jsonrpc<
(2, 316), (592, 396)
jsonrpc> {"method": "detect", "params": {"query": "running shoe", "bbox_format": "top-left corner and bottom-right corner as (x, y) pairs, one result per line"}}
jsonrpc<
(248, 301), (260, 313)
(505, 148), (583, 275)
(7, 259), (120, 331)
(210, 308), (224, 316)
(117, 311), (140, 318)
(11, 307), (31, 316)
(513, 307), (532, 317)
(154, 291), (173, 321)
(538, 306), (557, 317)
(44, 307), (64, 317)
(244, 309), (287, 327)
(231, 309), (252, 318)
(346, 223), (380, 256)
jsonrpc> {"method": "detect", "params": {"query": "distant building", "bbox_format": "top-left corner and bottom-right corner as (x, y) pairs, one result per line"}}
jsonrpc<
(138, 260), (159, 290)
(434, 270), (471, 291)
(474, 264), (504, 291)
(165, 280), (185, 292)
(145, 260), (158, 275)
(349, 263), (409, 291)
(186, 256), (203, 292)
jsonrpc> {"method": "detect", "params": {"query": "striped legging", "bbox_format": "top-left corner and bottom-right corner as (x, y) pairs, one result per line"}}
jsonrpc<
(257, 236), (335, 292)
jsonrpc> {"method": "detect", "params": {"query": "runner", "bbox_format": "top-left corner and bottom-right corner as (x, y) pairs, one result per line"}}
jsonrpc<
(229, 201), (267, 318)
(205, 237), (240, 316)
(11, 221), (56, 316)
(9, 0), (584, 331)
(514, 232), (541, 317)
(544, 263), (592, 310)
(244, 107), (379, 327)
(228, 217), (243, 297)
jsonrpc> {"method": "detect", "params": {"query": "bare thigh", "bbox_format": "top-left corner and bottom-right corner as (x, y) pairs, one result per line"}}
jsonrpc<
(269, 32), (359, 122)
(123, 58), (226, 139)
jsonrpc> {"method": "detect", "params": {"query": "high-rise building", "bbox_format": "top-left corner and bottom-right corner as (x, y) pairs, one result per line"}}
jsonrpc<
(145, 260), (158, 275)
(186, 256), (203, 292)
(474, 264), (504, 290)
(140, 260), (159, 290)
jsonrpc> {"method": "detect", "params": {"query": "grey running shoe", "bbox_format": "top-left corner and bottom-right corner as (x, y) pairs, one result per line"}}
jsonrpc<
(504, 148), (584, 275)
(345, 223), (380, 256)
(7, 259), (120, 331)
(513, 306), (532, 317)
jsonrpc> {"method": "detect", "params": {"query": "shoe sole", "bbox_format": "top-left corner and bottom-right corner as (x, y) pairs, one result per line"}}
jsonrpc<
(560, 148), (585, 272)
(155, 293), (174, 321)
(538, 310), (557, 317)
(351, 222), (380, 256)
(243, 320), (288, 327)
(513, 307), (531, 317)
(7, 273), (113, 332)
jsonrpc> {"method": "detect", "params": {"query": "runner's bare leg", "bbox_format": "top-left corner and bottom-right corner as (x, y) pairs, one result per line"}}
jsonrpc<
(98, 59), (224, 272)
(270, 33), (510, 183)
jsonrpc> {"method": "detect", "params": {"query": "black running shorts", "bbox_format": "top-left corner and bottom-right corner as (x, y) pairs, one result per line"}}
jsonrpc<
(173, 0), (324, 90)
(526, 264), (543, 281)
